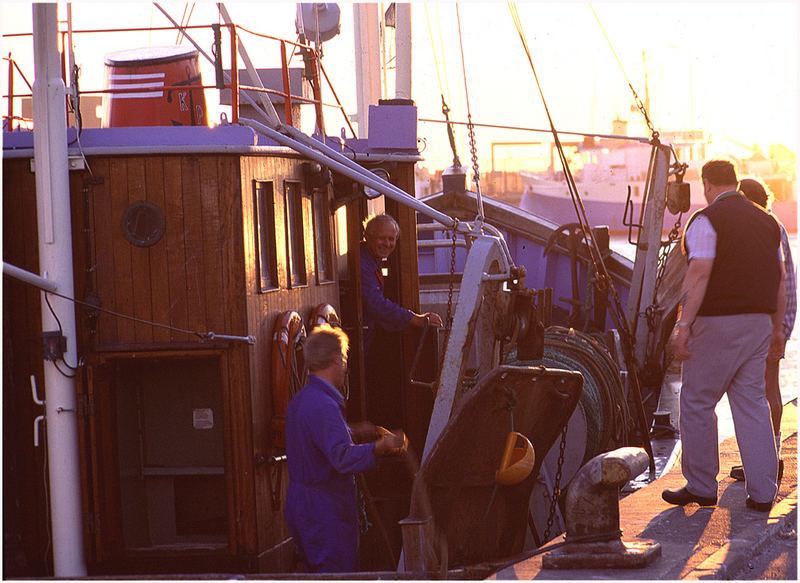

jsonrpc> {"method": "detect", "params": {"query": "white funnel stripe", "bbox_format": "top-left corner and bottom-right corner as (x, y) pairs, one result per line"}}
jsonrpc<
(110, 73), (166, 80)
(108, 82), (165, 90)
(108, 92), (164, 99)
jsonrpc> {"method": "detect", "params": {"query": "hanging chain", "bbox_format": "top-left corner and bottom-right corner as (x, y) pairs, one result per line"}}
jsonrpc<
(588, 4), (658, 142)
(632, 88), (658, 141)
(467, 113), (481, 192)
(642, 214), (684, 377)
(438, 219), (460, 381)
(543, 422), (569, 542)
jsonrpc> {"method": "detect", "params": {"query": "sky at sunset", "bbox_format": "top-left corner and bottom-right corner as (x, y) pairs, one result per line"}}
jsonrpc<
(2, 1), (798, 172)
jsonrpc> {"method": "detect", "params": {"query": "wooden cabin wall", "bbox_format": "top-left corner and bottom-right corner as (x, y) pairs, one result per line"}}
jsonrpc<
(238, 155), (341, 570)
(2, 158), (50, 576)
(67, 153), (260, 568)
(74, 155), (248, 349)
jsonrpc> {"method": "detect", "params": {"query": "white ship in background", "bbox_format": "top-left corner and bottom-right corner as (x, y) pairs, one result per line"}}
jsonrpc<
(519, 121), (797, 234)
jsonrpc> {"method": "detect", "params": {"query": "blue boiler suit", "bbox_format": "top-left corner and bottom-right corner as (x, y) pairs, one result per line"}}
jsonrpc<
(284, 375), (378, 573)
(360, 242), (414, 353)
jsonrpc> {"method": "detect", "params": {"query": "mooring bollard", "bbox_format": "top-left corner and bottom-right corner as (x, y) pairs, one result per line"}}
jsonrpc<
(542, 446), (661, 569)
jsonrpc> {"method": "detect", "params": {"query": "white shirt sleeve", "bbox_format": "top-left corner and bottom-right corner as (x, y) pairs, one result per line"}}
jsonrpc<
(684, 214), (717, 259)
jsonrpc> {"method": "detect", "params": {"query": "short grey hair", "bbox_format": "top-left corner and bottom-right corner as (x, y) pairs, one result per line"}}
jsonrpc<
(364, 213), (400, 239)
(304, 324), (349, 372)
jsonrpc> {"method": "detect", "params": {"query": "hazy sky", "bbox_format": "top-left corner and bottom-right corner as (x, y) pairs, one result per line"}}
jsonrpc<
(2, 1), (798, 171)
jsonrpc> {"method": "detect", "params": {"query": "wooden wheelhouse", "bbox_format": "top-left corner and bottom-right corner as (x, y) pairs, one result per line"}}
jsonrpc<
(3, 122), (436, 574)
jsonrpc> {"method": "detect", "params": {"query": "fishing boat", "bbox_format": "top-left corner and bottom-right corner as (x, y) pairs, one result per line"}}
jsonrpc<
(3, 3), (687, 579)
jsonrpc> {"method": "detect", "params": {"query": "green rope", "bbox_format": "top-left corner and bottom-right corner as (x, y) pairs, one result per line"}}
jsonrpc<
(505, 327), (631, 462)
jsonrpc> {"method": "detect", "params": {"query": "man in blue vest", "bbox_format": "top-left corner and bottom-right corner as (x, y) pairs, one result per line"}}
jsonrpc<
(663, 159), (786, 512)
(284, 324), (405, 573)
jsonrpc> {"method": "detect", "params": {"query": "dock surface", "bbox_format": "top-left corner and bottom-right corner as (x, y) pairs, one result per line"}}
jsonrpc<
(489, 399), (797, 580)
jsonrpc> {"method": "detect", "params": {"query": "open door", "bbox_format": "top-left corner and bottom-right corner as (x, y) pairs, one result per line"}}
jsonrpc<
(85, 354), (228, 569)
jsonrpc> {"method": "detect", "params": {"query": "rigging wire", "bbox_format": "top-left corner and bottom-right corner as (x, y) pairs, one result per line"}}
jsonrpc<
(424, 3), (461, 169)
(588, 3), (657, 140)
(507, 2), (655, 471)
(454, 5), (484, 221)
(32, 285), (247, 344)
(507, 3), (603, 276)
(418, 117), (651, 143)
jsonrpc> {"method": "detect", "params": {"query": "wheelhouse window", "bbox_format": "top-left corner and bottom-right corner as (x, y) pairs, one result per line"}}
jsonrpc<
(254, 180), (279, 292)
(284, 181), (307, 287)
(312, 188), (333, 283)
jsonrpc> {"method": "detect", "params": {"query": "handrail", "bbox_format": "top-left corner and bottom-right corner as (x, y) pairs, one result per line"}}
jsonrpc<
(2, 16), (353, 136)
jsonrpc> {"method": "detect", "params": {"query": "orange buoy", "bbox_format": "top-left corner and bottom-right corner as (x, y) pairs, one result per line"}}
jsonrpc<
(495, 431), (535, 486)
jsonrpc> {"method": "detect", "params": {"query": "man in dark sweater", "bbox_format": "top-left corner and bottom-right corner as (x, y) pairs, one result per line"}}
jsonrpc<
(662, 159), (786, 512)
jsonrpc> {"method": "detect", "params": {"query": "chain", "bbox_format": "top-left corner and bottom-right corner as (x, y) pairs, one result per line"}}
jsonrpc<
(641, 215), (684, 377)
(466, 113), (481, 192)
(632, 88), (658, 141)
(543, 422), (569, 542)
(438, 218), (460, 379)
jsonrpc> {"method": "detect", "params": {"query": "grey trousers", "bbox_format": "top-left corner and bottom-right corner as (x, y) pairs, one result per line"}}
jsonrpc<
(680, 313), (778, 503)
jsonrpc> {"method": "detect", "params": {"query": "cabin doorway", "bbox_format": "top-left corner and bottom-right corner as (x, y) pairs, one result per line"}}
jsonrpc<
(90, 354), (228, 558)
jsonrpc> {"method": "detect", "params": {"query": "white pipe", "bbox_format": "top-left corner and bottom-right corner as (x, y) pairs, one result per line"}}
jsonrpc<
(353, 3), (381, 136)
(32, 4), (86, 577)
(3, 261), (58, 292)
(395, 2), (412, 100)
(241, 117), (464, 231)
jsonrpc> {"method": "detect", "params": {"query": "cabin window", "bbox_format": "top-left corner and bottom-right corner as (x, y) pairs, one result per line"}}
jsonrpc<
(284, 181), (307, 287)
(254, 180), (279, 292)
(312, 187), (333, 283)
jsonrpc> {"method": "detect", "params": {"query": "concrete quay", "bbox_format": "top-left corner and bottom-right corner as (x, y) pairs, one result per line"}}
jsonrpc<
(489, 400), (797, 580)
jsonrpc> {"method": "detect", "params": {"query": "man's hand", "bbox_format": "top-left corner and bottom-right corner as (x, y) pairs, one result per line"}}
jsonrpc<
(411, 312), (443, 328)
(768, 329), (786, 362)
(671, 324), (692, 361)
(373, 427), (407, 457)
(349, 421), (380, 444)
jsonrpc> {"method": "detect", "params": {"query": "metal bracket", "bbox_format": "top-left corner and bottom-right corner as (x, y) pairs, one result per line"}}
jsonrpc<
(30, 155), (85, 172)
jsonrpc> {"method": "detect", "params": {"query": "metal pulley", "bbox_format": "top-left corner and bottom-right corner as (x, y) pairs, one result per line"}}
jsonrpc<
(666, 180), (691, 214)
(667, 163), (691, 214)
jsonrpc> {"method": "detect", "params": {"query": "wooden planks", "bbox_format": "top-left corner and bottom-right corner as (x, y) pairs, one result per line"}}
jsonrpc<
(145, 157), (171, 344)
(162, 156), (190, 341)
(108, 158), (136, 342)
(181, 156), (206, 338)
(127, 157), (154, 344)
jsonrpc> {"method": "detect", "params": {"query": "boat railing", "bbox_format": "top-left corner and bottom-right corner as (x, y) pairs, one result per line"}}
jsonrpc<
(2, 18), (355, 136)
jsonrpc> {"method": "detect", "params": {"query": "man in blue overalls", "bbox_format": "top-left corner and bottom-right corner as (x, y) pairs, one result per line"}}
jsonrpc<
(284, 324), (404, 573)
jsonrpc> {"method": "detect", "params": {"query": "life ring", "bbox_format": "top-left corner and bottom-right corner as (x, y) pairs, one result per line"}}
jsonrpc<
(270, 310), (306, 448)
(309, 303), (341, 331)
